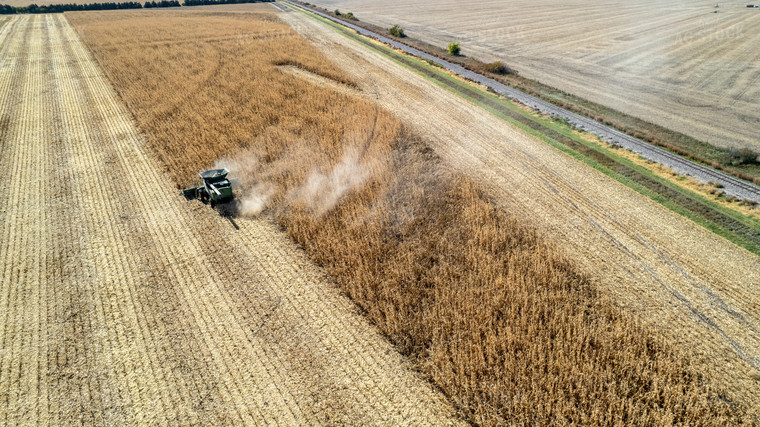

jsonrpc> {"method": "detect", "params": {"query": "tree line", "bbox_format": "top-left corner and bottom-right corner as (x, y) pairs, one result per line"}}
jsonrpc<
(0, 1), (178, 13)
(182, 0), (272, 6)
(144, 1), (179, 8)
(0, 0), (270, 14)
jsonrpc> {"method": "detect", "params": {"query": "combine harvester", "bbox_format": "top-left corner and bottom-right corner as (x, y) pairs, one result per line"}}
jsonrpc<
(182, 168), (234, 207)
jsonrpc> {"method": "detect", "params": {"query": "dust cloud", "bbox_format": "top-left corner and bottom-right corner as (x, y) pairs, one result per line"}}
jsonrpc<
(214, 146), (370, 217)
(290, 147), (368, 216)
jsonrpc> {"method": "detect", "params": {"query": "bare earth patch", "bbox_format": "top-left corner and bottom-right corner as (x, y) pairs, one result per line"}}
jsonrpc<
(278, 64), (364, 97)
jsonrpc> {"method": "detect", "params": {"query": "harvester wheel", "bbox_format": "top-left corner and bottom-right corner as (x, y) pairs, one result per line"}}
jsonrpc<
(210, 198), (216, 208)
(199, 189), (209, 204)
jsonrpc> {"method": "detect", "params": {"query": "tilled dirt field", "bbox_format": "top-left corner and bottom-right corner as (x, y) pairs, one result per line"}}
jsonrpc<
(312, 0), (760, 152)
(0, 14), (462, 424)
(279, 7), (760, 414)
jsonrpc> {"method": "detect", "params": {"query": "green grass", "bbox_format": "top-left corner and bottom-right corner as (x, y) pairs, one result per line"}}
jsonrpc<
(285, 1), (760, 256)
(506, 76), (760, 181)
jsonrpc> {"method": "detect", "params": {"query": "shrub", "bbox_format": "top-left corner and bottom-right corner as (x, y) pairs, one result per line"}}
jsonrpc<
(483, 61), (516, 75)
(728, 148), (759, 166)
(447, 42), (460, 55)
(343, 11), (355, 20)
(334, 8), (340, 15)
(389, 24), (405, 38)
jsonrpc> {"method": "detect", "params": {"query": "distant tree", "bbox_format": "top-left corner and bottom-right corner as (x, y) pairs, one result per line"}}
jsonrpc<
(448, 42), (460, 56)
(334, 8), (340, 15)
(389, 24), (405, 37)
(343, 11), (355, 20)
(483, 61), (516, 75)
(6, 0), (145, 12)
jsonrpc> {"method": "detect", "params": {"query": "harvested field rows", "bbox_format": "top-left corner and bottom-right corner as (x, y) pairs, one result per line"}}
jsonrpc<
(311, 0), (760, 152)
(0, 13), (462, 425)
(277, 6), (760, 417)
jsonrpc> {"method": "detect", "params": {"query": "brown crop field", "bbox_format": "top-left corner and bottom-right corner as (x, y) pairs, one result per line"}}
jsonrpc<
(311, 0), (760, 153)
(281, 5), (760, 418)
(0, 12), (463, 425)
(61, 7), (754, 424)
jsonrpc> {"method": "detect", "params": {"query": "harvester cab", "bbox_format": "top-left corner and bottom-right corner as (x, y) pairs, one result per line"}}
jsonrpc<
(182, 168), (234, 207)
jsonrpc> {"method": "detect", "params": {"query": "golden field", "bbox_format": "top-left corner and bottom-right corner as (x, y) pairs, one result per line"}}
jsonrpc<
(66, 8), (748, 424)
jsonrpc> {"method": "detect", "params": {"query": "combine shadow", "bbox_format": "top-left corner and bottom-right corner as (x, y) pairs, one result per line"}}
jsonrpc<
(181, 189), (243, 230)
(213, 200), (241, 230)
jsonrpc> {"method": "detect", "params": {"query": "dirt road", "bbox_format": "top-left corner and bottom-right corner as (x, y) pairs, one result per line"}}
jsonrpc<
(0, 14), (462, 425)
(279, 8), (760, 413)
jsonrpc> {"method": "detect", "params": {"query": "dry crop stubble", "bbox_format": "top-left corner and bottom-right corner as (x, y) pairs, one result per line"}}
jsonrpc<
(68, 8), (749, 424)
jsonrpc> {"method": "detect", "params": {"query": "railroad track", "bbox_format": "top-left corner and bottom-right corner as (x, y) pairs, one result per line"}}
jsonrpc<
(280, 0), (760, 204)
